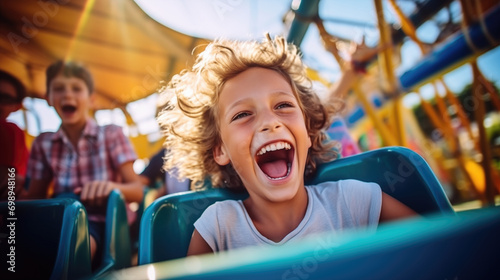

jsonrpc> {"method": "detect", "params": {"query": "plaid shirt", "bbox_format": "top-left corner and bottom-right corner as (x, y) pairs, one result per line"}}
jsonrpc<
(27, 119), (137, 195)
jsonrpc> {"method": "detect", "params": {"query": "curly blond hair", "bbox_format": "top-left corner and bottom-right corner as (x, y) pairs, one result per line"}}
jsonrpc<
(157, 35), (339, 190)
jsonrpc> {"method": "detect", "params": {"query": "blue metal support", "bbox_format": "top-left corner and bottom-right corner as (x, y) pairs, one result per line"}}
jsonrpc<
(399, 3), (500, 91)
(287, 0), (449, 46)
(286, 0), (320, 45)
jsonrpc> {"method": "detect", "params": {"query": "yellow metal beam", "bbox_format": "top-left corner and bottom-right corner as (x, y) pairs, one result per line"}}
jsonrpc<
(472, 62), (497, 206)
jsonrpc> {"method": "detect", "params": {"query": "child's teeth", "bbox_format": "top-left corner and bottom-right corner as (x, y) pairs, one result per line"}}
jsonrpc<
(258, 142), (291, 156)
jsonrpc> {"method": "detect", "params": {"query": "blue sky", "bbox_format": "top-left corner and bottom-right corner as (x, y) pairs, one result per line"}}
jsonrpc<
(8, 0), (500, 140)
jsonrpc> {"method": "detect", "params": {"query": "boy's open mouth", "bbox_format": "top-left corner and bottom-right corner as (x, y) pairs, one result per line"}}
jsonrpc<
(62, 105), (77, 113)
(255, 141), (294, 180)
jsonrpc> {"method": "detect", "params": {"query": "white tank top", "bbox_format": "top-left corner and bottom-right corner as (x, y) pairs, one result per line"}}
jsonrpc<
(194, 179), (382, 252)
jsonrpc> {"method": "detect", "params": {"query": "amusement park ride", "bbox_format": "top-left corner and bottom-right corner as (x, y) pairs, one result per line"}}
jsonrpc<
(0, 0), (499, 279)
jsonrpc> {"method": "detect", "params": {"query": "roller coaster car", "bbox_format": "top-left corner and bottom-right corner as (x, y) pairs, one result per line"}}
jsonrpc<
(138, 146), (455, 265)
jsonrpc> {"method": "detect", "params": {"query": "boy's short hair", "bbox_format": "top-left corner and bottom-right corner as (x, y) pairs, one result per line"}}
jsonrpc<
(158, 35), (339, 190)
(0, 70), (26, 103)
(46, 60), (94, 95)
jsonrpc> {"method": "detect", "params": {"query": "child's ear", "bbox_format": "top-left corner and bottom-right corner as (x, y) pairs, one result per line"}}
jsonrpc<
(213, 143), (230, 166)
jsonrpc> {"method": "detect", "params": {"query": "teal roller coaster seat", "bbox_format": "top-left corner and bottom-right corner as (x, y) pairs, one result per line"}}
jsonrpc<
(307, 146), (454, 215)
(54, 189), (132, 277)
(0, 198), (91, 280)
(89, 189), (133, 277)
(138, 146), (454, 265)
(138, 188), (248, 265)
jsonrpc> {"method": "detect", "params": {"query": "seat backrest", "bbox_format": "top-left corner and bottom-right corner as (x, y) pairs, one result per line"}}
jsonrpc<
(55, 189), (132, 277)
(138, 188), (248, 264)
(138, 146), (453, 265)
(0, 198), (91, 280)
(306, 146), (454, 215)
(93, 189), (132, 277)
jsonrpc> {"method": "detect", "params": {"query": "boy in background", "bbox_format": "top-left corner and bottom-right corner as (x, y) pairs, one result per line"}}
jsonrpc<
(23, 61), (143, 265)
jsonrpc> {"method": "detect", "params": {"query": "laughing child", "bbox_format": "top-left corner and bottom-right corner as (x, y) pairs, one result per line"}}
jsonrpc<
(157, 35), (416, 255)
(23, 60), (143, 263)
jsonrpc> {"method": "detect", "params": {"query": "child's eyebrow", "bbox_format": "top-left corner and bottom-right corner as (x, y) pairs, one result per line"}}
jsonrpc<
(265, 91), (298, 102)
(223, 98), (252, 121)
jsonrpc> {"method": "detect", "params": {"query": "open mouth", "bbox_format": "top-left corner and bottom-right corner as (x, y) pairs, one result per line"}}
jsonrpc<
(256, 141), (294, 180)
(61, 105), (77, 114)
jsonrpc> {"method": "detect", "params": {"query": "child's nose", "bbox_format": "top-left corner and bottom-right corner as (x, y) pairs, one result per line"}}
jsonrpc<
(259, 113), (282, 132)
